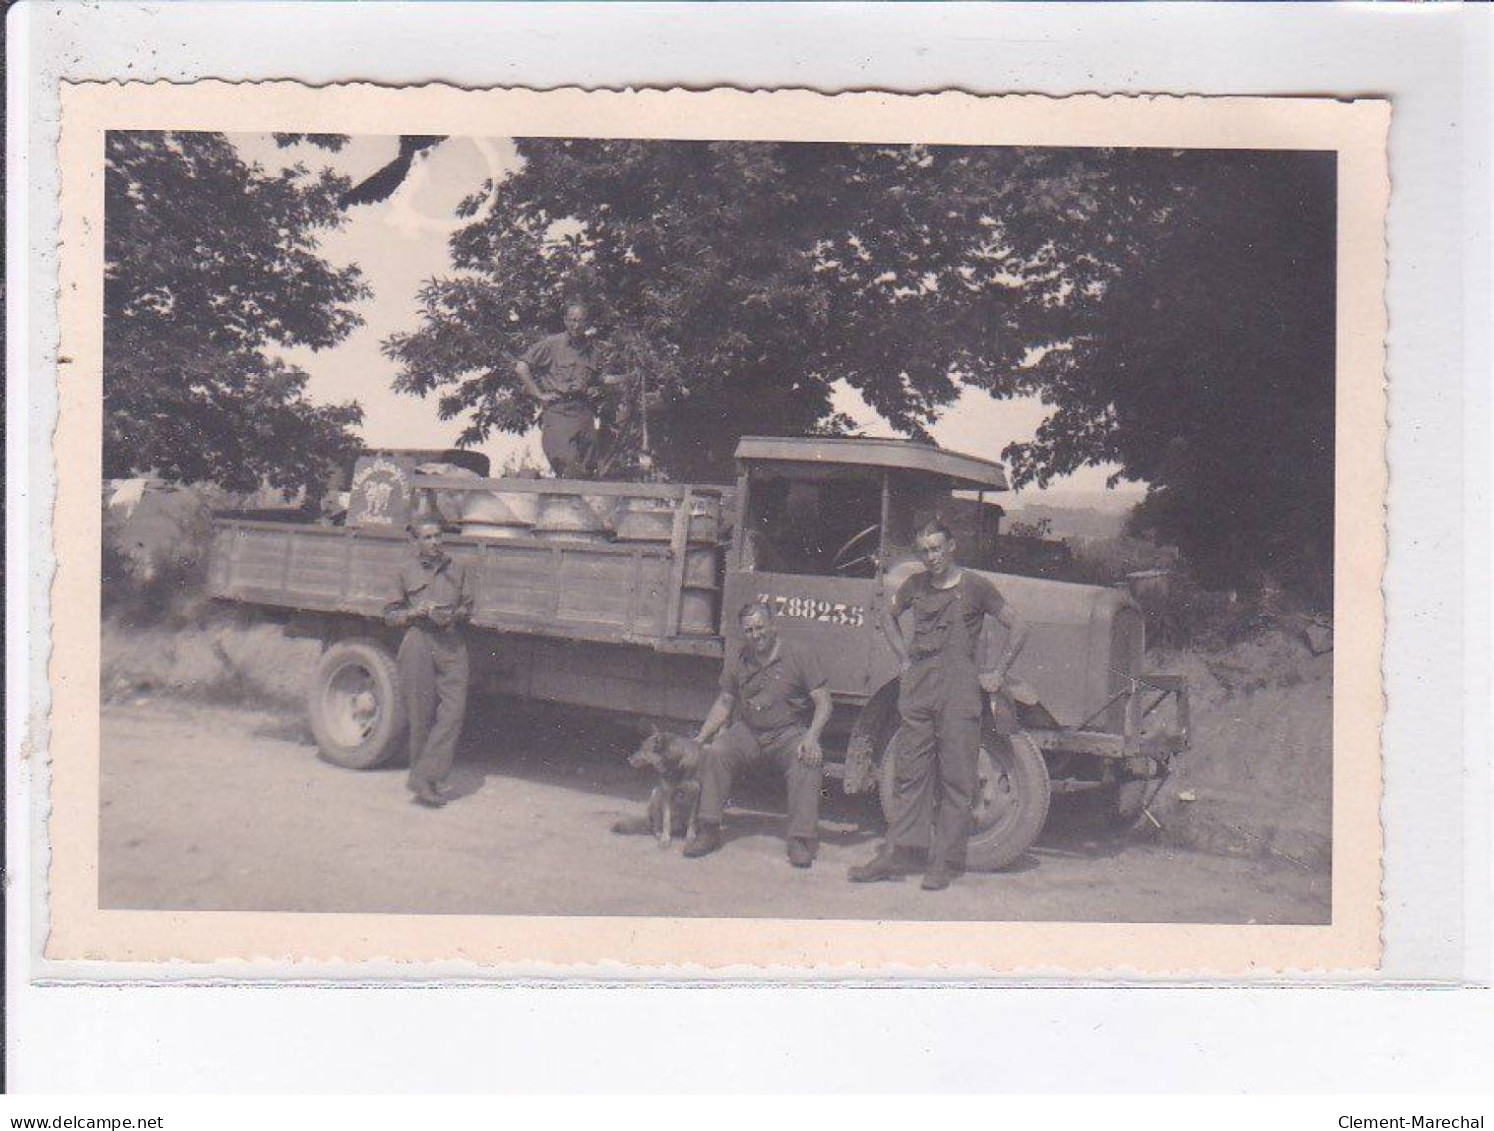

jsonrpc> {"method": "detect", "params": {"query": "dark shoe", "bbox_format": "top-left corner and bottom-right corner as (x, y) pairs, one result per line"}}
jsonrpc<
(787, 838), (817, 869)
(412, 787), (447, 809)
(921, 860), (958, 891)
(682, 824), (722, 858)
(848, 844), (912, 883)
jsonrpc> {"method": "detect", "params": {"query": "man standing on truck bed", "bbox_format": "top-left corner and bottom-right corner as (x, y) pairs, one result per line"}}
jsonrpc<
(385, 516), (473, 808)
(684, 601), (834, 869)
(851, 518), (1029, 890)
(515, 301), (623, 478)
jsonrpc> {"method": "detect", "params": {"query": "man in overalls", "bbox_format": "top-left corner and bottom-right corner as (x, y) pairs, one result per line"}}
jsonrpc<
(515, 302), (617, 478)
(684, 602), (834, 868)
(850, 518), (1029, 890)
(384, 516), (473, 807)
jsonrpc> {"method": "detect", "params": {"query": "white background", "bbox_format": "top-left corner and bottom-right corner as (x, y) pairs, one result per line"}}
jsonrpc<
(7, 0), (1492, 1093)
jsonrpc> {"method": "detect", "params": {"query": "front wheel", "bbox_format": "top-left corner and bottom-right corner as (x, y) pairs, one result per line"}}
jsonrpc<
(309, 637), (407, 769)
(879, 722), (1051, 871)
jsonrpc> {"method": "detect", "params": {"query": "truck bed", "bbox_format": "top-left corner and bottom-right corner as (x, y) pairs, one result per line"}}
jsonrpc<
(207, 519), (726, 658)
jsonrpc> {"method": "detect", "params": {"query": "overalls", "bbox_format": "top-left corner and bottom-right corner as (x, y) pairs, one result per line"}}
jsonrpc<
(889, 578), (985, 868)
(393, 558), (470, 796)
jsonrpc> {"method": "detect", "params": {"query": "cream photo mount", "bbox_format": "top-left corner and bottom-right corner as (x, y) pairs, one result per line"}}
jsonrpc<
(50, 82), (1388, 973)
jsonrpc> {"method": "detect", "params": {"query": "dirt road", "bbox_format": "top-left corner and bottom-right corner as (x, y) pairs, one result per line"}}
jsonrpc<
(99, 696), (1329, 923)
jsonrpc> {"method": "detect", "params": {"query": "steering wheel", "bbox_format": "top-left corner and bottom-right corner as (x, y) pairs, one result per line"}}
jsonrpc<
(830, 523), (882, 575)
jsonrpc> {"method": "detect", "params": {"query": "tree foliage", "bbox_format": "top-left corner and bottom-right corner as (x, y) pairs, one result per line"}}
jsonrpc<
(384, 141), (1179, 481)
(385, 140), (1336, 600)
(104, 131), (369, 494)
(1004, 150), (1337, 602)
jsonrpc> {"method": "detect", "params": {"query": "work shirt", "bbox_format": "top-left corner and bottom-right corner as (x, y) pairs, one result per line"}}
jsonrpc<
(522, 331), (600, 401)
(386, 551), (473, 635)
(720, 638), (828, 740)
(892, 570), (1005, 663)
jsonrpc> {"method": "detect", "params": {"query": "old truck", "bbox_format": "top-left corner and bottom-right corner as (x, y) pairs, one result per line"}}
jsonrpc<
(206, 436), (1189, 870)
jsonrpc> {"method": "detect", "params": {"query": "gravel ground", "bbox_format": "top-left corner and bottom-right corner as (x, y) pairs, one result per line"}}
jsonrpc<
(99, 695), (1330, 924)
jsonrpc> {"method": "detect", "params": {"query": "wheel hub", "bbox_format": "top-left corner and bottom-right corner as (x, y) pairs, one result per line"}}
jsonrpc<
(325, 663), (382, 746)
(972, 744), (1018, 832)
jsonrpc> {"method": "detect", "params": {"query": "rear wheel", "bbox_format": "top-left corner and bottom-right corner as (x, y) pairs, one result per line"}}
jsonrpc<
(309, 637), (407, 769)
(879, 721), (1051, 871)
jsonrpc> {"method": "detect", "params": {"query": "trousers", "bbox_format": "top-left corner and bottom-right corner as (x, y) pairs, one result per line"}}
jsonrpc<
(888, 655), (982, 867)
(698, 721), (822, 842)
(397, 625), (470, 793)
(540, 401), (597, 478)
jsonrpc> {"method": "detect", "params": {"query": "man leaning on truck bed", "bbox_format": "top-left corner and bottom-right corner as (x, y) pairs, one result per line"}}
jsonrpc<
(514, 301), (625, 478)
(384, 515), (474, 808)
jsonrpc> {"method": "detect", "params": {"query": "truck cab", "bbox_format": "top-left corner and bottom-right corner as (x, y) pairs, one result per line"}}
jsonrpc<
(723, 436), (1010, 704)
(721, 436), (1188, 871)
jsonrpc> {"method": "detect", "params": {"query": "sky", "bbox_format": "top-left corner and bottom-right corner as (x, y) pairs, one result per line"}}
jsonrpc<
(232, 134), (1143, 510)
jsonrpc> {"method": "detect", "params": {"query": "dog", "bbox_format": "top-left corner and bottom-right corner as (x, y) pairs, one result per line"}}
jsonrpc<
(611, 728), (705, 849)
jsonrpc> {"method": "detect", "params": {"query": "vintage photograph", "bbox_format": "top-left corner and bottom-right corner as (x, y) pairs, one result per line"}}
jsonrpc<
(51, 86), (1388, 969)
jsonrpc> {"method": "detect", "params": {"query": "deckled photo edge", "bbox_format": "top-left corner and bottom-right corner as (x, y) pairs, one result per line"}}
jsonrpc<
(47, 83), (1388, 974)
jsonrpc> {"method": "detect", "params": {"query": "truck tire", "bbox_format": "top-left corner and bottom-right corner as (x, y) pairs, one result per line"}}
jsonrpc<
(879, 722), (1051, 872)
(844, 683), (901, 796)
(309, 637), (408, 770)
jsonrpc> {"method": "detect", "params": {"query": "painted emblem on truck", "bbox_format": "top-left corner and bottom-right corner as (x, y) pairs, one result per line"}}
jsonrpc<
(349, 457), (412, 526)
(757, 592), (865, 627)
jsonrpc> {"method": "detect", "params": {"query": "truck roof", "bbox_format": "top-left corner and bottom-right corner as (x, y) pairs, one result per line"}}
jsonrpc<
(734, 435), (1008, 491)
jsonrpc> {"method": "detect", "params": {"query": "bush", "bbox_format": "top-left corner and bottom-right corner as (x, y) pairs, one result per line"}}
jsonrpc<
(1065, 534), (1180, 586)
(101, 485), (222, 627)
(1006, 517), (1053, 540)
(988, 530), (1179, 590)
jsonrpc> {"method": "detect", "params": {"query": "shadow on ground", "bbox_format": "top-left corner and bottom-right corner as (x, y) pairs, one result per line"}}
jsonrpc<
(314, 696), (1159, 864)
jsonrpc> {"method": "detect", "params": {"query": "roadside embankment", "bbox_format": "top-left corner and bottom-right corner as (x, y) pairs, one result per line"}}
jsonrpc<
(102, 617), (321, 712)
(1143, 627), (1333, 872)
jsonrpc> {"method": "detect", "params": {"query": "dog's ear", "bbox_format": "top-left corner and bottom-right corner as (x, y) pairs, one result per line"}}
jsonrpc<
(631, 730), (667, 769)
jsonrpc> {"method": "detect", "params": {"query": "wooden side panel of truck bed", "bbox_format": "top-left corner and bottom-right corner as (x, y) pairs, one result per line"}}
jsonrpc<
(208, 520), (724, 656)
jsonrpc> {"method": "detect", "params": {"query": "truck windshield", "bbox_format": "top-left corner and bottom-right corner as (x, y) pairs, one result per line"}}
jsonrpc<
(742, 468), (882, 579)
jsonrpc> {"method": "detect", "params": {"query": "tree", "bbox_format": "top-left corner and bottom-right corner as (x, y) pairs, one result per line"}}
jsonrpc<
(384, 140), (1179, 482)
(104, 131), (369, 495)
(338, 135), (445, 207)
(1003, 150), (1337, 603)
(385, 140), (1335, 601)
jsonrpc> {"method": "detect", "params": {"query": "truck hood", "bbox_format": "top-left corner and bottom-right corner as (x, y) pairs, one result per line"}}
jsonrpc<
(881, 561), (1144, 731)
